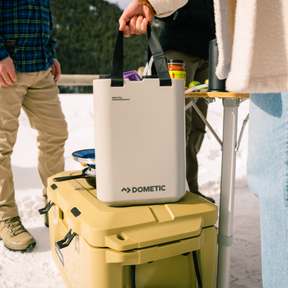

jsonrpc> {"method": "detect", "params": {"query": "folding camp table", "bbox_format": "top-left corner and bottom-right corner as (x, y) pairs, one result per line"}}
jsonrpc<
(185, 91), (250, 288)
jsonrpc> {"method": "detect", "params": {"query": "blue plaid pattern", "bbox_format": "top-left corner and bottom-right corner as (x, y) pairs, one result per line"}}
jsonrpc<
(0, 0), (57, 72)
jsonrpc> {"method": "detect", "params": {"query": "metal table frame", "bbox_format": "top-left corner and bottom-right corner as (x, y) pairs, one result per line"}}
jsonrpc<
(186, 92), (249, 288)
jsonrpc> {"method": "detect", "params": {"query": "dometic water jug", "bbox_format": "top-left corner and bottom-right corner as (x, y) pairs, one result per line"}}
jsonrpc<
(93, 25), (186, 206)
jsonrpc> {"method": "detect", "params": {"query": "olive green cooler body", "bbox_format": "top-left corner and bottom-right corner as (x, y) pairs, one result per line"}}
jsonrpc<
(47, 171), (218, 288)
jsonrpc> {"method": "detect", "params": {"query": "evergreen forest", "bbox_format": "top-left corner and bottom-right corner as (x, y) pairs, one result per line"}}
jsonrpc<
(50, 0), (162, 93)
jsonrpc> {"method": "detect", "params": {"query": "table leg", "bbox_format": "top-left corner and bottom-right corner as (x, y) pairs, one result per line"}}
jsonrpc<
(216, 98), (239, 288)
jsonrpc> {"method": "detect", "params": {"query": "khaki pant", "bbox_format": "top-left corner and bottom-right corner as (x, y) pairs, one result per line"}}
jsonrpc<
(165, 51), (208, 192)
(0, 69), (68, 220)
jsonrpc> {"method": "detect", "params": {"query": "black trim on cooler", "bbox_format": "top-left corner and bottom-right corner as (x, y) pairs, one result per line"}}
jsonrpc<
(56, 229), (76, 249)
(51, 183), (58, 190)
(131, 265), (136, 288)
(38, 201), (54, 215)
(193, 250), (203, 288)
(71, 207), (81, 217)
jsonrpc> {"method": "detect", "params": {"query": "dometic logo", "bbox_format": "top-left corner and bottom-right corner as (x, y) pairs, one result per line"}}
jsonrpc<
(121, 185), (166, 193)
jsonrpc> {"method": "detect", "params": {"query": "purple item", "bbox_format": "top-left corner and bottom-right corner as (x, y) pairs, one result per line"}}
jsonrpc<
(123, 71), (141, 81)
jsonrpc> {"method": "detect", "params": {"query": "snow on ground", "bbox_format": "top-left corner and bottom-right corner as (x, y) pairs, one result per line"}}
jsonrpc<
(0, 94), (262, 287)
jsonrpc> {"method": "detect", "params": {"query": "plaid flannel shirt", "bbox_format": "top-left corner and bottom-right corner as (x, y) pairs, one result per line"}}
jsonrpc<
(0, 0), (57, 73)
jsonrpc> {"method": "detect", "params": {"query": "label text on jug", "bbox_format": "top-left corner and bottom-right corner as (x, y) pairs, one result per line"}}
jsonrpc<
(121, 185), (166, 193)
(112, 96), (130, 101)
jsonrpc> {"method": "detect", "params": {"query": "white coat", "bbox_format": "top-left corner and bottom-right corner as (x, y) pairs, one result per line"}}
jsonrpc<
(151, 0), (288, 93)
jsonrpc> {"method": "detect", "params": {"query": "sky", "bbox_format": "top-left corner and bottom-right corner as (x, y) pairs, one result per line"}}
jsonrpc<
(106, 0), (130, 10)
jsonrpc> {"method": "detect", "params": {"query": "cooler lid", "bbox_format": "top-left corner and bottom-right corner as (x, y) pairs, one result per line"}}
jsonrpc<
(48, 171), (218, 252)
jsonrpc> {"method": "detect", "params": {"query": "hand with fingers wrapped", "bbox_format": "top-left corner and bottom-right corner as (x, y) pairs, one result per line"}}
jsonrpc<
(0, 57), (17, 87)
(119, 0), (154, 37)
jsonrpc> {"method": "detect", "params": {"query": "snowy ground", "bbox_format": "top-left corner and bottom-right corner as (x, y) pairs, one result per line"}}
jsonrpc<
(1, 94), (262, 288)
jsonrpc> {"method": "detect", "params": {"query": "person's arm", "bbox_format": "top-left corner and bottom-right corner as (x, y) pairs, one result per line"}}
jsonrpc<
(0, 7), (17, 87)
(119, 0), (187, 37)
(0, 39), (9, 63)
(47, 7), (60, 82)
(47, 30), (60, 82)
(47, 8), (57, 59)
(148, 0), (188, 17)
(0, 9), (9, 62)
(155, 12), (177, 24)
(47, 35), (57, 59)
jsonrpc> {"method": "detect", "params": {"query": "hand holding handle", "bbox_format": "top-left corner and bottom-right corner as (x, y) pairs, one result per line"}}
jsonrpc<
(111, 23), (171, 87)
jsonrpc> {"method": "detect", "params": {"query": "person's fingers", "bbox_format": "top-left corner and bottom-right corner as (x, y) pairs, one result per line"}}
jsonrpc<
(51, 59), (61, 82)
(51, 64), (56, 76)
(119, 0), (153, 36)
(54, 66), (61, 82)
(7, 66), (17, 83)
(119, 19), (127, 31)
(135, 15), (144, 35)
(0, 75), (8, 87)
(123, 25), (131, 38)
(129, 15), (137, 35)
(141, 18), (149, 33)
(119, 12), (131, 31)
(54, 74), (60, 82)
(0, 57), (17, 86)
(1, 72), (15, 86)
(143, 6), (153, 23)
(119, 0), (142, 32)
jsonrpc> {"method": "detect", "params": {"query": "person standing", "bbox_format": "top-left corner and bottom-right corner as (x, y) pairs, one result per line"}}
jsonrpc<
(0, 1), (68, 252)
(119, 0), (288, 286)
(158, 0), (215, 202)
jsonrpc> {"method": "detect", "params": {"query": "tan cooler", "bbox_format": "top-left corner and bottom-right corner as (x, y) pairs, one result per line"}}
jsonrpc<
(46, 170), (218, 288)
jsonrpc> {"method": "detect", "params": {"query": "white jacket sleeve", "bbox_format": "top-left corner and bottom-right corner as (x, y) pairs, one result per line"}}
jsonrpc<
(213, 0), (236, 81)
(149, 0), (188, 17)
(215, 0), (288, 93)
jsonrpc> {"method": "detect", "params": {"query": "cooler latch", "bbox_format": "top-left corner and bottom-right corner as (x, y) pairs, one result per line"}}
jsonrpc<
(56, 229), (76, 249)
(38, 201), (54, 215)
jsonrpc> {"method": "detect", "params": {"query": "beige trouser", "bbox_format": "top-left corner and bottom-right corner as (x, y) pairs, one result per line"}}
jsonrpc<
(165, 50), (209, 192)
(0, 69), (68, 221)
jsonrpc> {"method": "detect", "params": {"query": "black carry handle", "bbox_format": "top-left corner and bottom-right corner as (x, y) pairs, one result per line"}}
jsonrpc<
(53, 174), (91, 182)
(111, 23), (171, 87)
(53, 167), (89, 182)
(147, 43), (157, 76)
